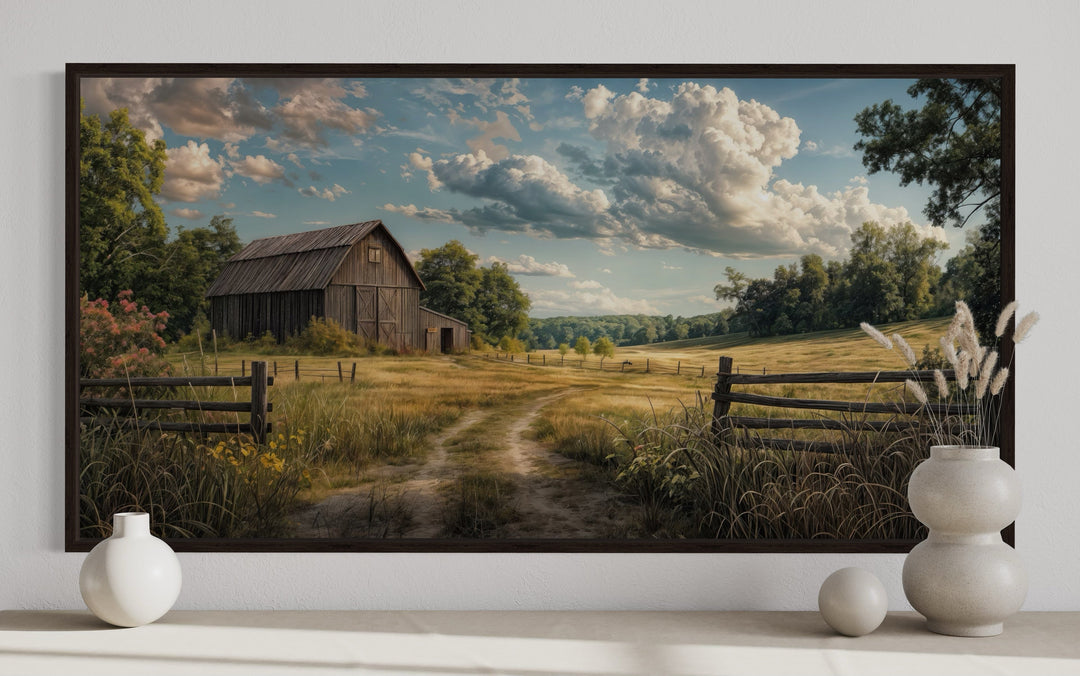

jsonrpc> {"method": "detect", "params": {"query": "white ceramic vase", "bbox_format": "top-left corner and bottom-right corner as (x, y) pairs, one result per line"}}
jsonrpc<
(902, 445), (1027, 637)
(79, 512), (182, 627)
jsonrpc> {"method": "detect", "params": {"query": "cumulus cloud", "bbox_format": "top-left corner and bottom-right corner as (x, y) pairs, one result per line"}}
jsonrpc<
(161, 141), (224, 202)
(83, 78), (272, 143)
(286, 152), (303, 168)
(230, 155), (286, 184)
(274, 83), (378, 148)
(408, 150), (615, 238)
(251, 210), (277, 218)
(170, 207), (204, 220)
(393, 81), (942, 260)
(636, 78), (651, 93)
(299, 183), (350, 201)
(528, 279), (660, 316)
(487, 255), (575, 277)
(565, 85), (584, 101)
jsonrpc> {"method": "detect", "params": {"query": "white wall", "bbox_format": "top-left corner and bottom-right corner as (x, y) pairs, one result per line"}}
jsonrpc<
(1, 0), (1077, 611)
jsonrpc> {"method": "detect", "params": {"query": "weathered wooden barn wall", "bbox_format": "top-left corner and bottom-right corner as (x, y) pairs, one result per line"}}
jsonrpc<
(419, 307), (470, 353)
(209, 291), (324, 340)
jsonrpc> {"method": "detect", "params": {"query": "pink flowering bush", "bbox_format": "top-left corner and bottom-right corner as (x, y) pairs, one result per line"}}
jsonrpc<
(80, 290), (171, 378)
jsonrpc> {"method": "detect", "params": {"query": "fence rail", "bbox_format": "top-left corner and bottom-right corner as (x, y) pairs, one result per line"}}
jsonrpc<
(80, 361), (272, 443)
(711, 355), (971, 454)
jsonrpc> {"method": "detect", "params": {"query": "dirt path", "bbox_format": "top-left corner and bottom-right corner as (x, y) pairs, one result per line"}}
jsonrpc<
(290, 388), (634, 539)
(289, 409), (489, 538)
(496, 390), (634, 538)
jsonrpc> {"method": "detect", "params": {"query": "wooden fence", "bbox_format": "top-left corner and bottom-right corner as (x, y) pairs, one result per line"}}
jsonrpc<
(481, 351), (728, 379)
(710, 356), (973, 453)
(174, 356), (364, 384)
(80, 361), (273, 443)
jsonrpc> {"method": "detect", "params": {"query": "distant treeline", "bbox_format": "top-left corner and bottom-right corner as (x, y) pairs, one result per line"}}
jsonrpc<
(525, 310), (736, 351)
(714, 221), (992, 338)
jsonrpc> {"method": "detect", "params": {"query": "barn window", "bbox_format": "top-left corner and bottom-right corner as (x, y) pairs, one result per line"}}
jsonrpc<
(368, 247), (382, 263)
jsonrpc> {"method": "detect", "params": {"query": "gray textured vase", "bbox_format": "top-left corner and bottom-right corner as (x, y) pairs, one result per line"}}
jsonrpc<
(902, 445), (1027, 637)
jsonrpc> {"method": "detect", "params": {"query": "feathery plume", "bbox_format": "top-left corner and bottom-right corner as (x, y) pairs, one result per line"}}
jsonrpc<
(934, 369), (949, 400)
(976, 350), (998, 399)
(990, 367), (1010, 396)
(995, 301), (1019, 338)
(955, 300), (975, 329)
(939, 336), (958, 367)
(1013, 311), (1040, 343)
(905, 379), (929, 405)
(893, 333), (917, 366)
(957, 353), (971, 390)
(860, 322), (892, 349)
(969, 346), (984, 377)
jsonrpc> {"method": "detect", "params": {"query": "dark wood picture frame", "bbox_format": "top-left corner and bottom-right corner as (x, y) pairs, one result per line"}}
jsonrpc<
(66, 63), (1015, 553)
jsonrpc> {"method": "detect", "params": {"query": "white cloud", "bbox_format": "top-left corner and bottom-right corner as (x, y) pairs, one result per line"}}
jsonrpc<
(528, 280), (661, 315)
(599, 268), (612, 274)
(803, 140), (819, 152)
(223, 142), (241, 159)
(161, 141), (224, 202)
(486, 254), (575, 277)
(251, 210), (277, 218)
(802, 138), (854, 157)
(662, 262), (683, 271)
(380, 203), (456, 222)
(230, 155), (286, 184)
(170, 207), (204, 220)
(565, 85), (584, 101)
(850, 175), (869, 185)
(303, 220), (331, 226)
(298, 183), (350, 201)
(636, 78), (651, 93)
(286, 153), (303, 168)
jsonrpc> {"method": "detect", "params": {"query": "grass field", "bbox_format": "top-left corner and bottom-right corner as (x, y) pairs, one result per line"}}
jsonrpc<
(81, 317), (948, 540)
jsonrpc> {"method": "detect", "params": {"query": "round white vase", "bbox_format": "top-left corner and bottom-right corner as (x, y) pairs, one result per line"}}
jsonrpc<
(902, 445), (1027, 637)
(79, 512), (182, 627)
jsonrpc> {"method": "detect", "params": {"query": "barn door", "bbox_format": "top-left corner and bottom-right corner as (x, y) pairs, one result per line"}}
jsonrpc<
(356, 287), (376, 340)
(377, 287), (400, 346)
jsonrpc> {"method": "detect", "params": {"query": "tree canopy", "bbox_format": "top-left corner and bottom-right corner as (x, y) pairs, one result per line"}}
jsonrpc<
(80, 105), (243, 340)
(854, 78), (1003, 336)
(415, 240), (531, 345)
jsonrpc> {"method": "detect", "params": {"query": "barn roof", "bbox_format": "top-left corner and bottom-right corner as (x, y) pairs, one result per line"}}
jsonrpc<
(206, 220), (424, 296)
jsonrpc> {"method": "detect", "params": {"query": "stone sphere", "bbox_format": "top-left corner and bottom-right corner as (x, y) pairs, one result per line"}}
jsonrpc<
(818, 567), (888, 636)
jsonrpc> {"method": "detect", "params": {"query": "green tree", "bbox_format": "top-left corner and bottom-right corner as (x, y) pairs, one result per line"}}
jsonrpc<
(557, 342), (570, 357)
(145, 216), (242, 339)
(855, 78), (1002, 335)
(475, 262), (531, 342)
(80, 105), (167, 302)
(886, 223), (948, 319)
(593, 336), (615, 359)
(416, 240), (484, 328)
(574, 335), (591, 359)
(843, 222), (904, 324)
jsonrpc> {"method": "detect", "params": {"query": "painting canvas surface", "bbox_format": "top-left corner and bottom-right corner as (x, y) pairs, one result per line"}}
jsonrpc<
(67, 66), (1011, 551)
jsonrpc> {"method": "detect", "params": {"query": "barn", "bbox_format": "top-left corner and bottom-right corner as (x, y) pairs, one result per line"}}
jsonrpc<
(205, 220), (470, 352)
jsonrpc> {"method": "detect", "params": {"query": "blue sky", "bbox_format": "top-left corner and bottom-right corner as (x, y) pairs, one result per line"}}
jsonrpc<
(83, 75), (973, 318)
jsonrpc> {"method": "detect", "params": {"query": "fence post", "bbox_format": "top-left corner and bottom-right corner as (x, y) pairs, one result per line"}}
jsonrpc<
(212, 330), (219, 375)
(677, 361), (681, 375)
(701, 365), (705, 377)
(295, 360), (300, 382)
(646, 358), (650, 373)
(274, 361), (278, 377)
(712, 356), (734, 439)
(338, 361), (343, 382)
(527, 354), (531, 364)
(250, 361), (268, 444)
(351, 362), (357, 383)
(543, 354), (546, 366)
(242, 360), (246, 377)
